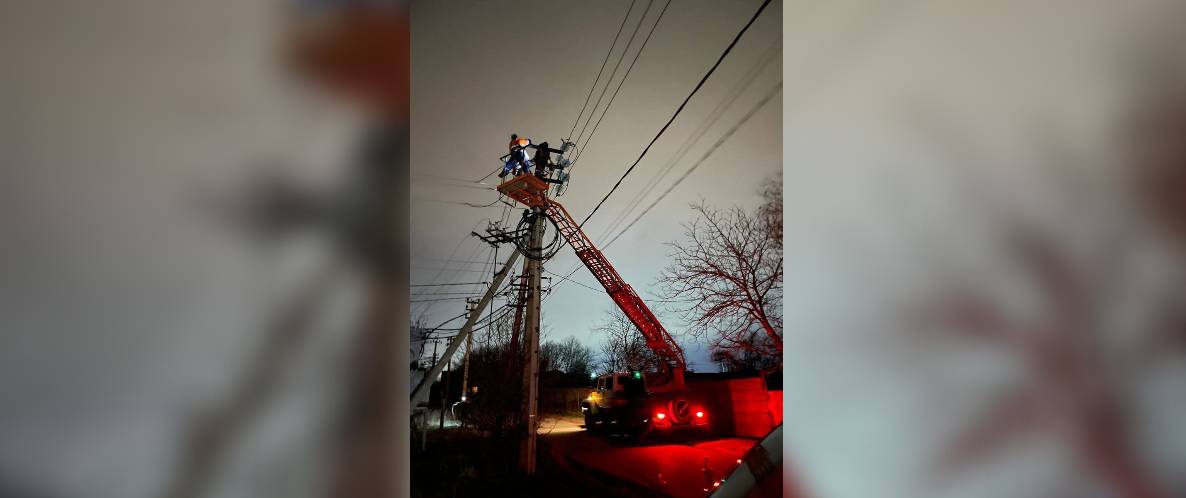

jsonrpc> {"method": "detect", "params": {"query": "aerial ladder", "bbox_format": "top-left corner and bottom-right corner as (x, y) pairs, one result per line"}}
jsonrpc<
(497, 143), (705, 436)
(497, 168), (686, 389)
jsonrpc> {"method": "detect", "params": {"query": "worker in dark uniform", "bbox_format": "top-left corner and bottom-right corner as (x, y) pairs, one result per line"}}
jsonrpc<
(532, 141), (554, 180)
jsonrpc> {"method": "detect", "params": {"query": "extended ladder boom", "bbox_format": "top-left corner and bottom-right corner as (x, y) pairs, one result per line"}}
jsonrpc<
(541, 199), (686, 372)
(497, 173), (686, 388)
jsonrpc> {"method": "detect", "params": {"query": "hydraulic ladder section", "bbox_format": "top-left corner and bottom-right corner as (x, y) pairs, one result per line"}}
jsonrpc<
(542, 200), (687, 374)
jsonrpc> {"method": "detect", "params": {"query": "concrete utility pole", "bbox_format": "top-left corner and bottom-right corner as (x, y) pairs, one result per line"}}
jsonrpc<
(460, 298), (478, 402)
(429, 337), (439, 427)
(430, 339), (439, 381)
(440, 336), (452, 428)
(519, 209), (544, 474)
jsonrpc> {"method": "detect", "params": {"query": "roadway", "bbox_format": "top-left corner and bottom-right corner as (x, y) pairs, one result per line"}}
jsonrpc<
(538, 415), (775, 498)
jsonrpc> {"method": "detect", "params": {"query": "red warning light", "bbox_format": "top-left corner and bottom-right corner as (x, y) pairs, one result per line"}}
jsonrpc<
(692, 407), (709, 426)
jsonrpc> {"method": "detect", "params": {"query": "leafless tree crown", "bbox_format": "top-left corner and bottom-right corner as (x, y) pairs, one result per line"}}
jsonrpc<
(658, 174), (783, 364)
(595, 308), (664, 375)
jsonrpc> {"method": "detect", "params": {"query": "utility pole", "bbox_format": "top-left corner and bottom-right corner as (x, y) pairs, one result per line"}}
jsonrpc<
(440, 336), (452, 429)
(461, 298), (478, 402)
(430, 338), (439, 380)
(474, 246), (494, 398)
(519, 208), (544, 474)
(429, 338), (439, 426)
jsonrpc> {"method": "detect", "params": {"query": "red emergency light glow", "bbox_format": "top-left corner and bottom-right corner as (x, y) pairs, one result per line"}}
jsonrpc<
(692, 407), (709, 426)
(652, 410), (672, 429)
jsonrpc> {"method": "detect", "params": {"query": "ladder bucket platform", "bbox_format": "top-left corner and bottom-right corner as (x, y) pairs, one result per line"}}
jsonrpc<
(497, 174), (550, 208)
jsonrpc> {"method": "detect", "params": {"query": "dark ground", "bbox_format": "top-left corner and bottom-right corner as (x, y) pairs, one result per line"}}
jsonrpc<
(412, 413), (773, 498)
(411, 411), (614, 498)
(411, 426), (583, 498)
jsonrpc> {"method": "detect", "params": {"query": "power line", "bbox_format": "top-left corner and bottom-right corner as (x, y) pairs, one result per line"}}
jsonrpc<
(411, 285), (508, 308)
(578, 0), (774, 228)
(412, 267), (497, 274)
(416, 273), (516, 303)
(542, 268), (602, 293)
(413, 229), (491, 315)
(412, 173), (496, 185)
(421, 257), (509, 265)
(414, 198), (503, 208)
(411, 296), (475, 303)
(410, 175), (497, 191)
(570, 0), (672, 170)
(548, 81), (780, 300)
(416, 219), (484, 290)
(411, 291), (488, 296)
(428, 307), (514, 342)
(413, 260), (502, 272)
(605, 82), (781, 248)
(498, 202), (513, 227)
(420, 309), (501, 346)
(410, 281), (489, 288)
(572, 0), (656, 147)
(413, 311), (470, 341)
(567, 0), (639, 141)
(474, 166), (501, 184)
(463, 196), (504, 208)
(595, 35), (780, 242)
(425, 302), (516, 342)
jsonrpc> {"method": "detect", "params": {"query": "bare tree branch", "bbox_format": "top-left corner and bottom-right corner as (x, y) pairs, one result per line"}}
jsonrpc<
(658, 174), (783, 367)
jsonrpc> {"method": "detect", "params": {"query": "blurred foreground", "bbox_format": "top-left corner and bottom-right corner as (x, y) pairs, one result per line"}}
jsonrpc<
(1, 1), (408, 498)
(782, 1), (1186, 497)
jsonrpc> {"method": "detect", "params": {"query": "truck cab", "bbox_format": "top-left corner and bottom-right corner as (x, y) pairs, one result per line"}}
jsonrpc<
(581, 371), (709, 439)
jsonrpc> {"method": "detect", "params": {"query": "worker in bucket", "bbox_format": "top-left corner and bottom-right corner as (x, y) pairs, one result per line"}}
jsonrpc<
(532, 141), (554, 180)
(500, 134), (533, 178)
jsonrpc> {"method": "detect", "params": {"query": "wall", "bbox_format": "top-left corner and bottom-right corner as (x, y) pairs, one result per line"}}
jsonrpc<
(690, 377), (781, 438)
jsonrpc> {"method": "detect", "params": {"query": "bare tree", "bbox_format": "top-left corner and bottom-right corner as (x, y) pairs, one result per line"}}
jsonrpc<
(410, 320), (432, 368)
(710, 340), (781, 373)
(540, 336), (594, 377)
(439, 308), (525, 431)
(540, 341), (559, 373)
(476, 308), (514, 349)
(564, 336), (594, 377)
(595, 308), (663, 374)
(657, 174), (783, 363)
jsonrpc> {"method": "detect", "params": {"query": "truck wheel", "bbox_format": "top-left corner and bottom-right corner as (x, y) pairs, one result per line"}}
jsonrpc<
(586, 412), (605, 434)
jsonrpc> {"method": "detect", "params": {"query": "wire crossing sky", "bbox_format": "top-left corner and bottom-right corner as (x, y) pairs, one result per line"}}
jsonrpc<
(577, 0), (775, 228)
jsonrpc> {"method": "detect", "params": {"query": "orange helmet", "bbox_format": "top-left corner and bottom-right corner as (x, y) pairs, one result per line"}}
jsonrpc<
(516, 138), (530, 148)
